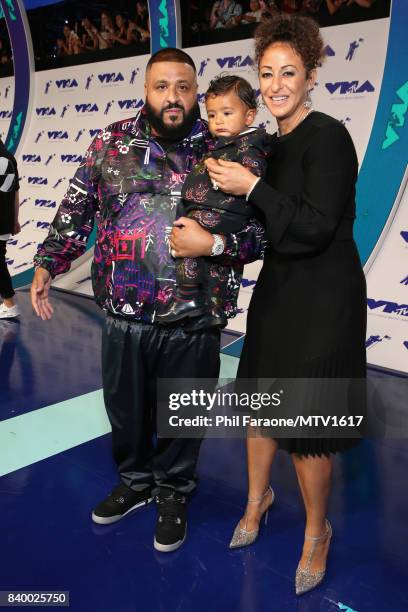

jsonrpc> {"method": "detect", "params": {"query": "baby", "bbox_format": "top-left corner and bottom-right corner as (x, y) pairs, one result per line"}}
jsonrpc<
(156, 75), (271, 329)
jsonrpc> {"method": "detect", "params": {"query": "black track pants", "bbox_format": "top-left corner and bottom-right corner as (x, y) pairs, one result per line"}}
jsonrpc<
(102, 315), (220, 494)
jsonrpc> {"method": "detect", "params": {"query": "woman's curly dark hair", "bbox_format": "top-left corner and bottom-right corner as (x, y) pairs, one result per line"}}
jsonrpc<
(254, 14), (325, 75)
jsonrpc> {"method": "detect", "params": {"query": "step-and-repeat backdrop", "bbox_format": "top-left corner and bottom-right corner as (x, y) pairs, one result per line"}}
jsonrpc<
(1, 15), (407, 373)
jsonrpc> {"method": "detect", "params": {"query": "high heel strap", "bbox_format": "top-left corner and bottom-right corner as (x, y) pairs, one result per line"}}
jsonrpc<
(247, 485), (274, 505)
(304, 519), (332, 542)
(303, 519), (332, 572)
(242, 486), (274, 533)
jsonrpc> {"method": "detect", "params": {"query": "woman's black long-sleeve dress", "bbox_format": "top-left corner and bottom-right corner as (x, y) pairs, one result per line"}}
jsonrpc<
(238, 112), (367, 457)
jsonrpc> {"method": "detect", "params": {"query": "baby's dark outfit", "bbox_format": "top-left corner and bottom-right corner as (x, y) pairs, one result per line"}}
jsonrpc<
(176, 128), (271, 309)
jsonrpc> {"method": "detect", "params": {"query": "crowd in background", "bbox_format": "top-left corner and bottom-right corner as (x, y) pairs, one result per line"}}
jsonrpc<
(208, 0), (380, 29)
(23, 0), (150, 70)
(1, 1), (149, 75)
(55, 2), (150, 58)
(183, 0), (390, 45)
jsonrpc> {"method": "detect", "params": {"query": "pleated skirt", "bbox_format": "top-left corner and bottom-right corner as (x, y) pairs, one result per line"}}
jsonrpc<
(237, 243), (367, 457)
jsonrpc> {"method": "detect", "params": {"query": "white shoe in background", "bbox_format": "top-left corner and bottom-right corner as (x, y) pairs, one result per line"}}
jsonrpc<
(0, 303), (20, 318)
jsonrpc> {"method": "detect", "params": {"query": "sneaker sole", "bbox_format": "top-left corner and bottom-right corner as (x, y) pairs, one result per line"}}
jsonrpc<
(153, 527), (187, 553)
(91, 496), (154, 525)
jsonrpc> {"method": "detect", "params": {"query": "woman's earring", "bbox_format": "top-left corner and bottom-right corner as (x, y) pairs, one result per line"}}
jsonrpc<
(304, 91), (313, 109)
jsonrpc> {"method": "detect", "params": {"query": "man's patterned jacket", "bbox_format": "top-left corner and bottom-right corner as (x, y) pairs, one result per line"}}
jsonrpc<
(34, 108), (265, 322)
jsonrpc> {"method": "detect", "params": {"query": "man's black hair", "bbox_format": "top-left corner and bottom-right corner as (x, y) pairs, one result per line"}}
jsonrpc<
(146, 48), (197, 73)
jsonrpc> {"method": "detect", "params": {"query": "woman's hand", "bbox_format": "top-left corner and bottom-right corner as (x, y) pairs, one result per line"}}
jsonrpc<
(205, 158), (259, 196)
(170, 217), (217, 258)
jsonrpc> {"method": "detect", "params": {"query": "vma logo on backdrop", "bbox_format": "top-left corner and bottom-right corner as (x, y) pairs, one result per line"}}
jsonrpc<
(98, 72), (125, 85)
(36, 221), (50, 230)
(216, 55), (253, 70)
(48, 130), (69, 140)
(56, 78), (79, 90)
(241, 278), (256, 289)
(36, 107), (57, 117)
(35, 199), (57, 208)
(326, 81), (375, 96)
(367, 298), (408, 318)
(0, 110), (12, 119)
(60, 154), (83, 164)
(22, 154), (42, 164)
(75, 103), (99, 114)
(117, 99), (144, 111)
(28, 176), (48, 185)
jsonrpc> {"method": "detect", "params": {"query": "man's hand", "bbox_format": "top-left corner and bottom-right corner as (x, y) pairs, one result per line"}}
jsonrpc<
(31, 267), (54, 320)
(170, 217), (215, 258)
(12, 221), (21, 235)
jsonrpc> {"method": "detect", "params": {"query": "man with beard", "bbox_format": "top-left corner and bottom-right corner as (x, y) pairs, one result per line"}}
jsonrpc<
(31, 48), (263, 552)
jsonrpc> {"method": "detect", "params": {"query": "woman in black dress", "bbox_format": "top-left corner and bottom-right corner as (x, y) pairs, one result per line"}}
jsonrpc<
(206, 14), (366, 595)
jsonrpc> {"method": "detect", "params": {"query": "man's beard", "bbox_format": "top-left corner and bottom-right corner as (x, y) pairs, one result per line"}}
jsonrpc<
(144, 99), (201, 141)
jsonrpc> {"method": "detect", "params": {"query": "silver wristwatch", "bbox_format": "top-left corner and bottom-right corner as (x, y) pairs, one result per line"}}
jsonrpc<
(211, 234), (225, 257)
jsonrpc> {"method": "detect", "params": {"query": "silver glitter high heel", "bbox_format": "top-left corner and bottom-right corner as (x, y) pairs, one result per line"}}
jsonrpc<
(229, 486), (275, 549)
(295, 519), (332, 595)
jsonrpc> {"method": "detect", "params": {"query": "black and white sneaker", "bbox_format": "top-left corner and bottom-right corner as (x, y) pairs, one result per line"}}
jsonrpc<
(154, 488), (187, 552)
(92, 483), (154, 525)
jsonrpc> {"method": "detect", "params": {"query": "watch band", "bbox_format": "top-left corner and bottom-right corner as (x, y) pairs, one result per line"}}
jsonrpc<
(211, 234), (225, 257)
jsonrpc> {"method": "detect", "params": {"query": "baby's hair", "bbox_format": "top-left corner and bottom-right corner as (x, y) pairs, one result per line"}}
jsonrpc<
(205, 75), (258, 110)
